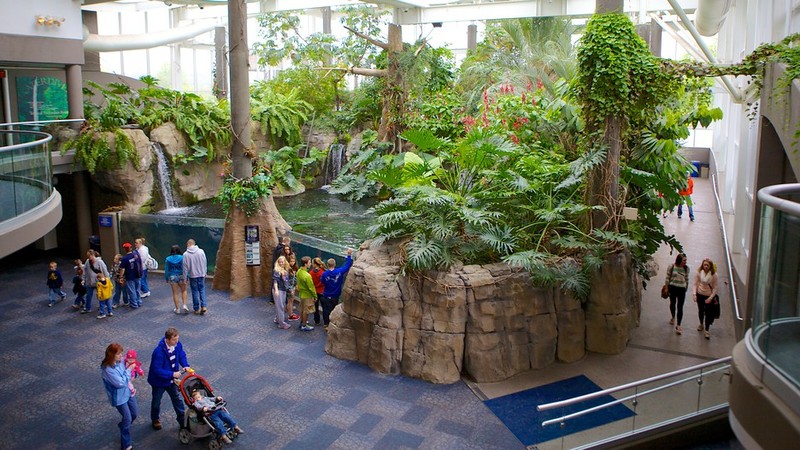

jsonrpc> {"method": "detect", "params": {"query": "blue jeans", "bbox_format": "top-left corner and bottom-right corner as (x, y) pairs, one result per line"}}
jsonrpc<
(141, 268), (149, 294)
(112, 280), (128, 306)
(115, 395), (138, 450)
(73, 291), (85, 307)
(151, 384), (185, 426)
(84, 286), (96, 311)
(125, 279), (142, 308)
(189, 277), (206, 311)
(677, 196), (694, 219)
(48, 288), (66, 305)
(208, 409), (237, 437)
(99, 300), (111, 316)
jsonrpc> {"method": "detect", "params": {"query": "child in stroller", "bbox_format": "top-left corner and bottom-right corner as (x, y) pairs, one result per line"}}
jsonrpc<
(178, 372), (243, 448)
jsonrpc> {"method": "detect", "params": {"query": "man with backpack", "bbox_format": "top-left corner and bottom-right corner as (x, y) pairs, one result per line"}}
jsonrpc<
(118, 242), (143, 309)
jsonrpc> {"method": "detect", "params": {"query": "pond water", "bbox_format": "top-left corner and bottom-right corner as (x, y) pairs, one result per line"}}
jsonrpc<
(158, 189), (375, 249)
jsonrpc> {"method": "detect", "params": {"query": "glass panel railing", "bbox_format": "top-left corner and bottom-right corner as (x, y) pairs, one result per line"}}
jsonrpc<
(536, 358), (731, 449)
(118, 212), (350, 275)
(0, 129), (53, 222)
(752, 184), (800, 390)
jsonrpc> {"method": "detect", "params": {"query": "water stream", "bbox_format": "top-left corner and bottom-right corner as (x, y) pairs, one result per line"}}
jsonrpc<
(152, 142), (178, 210)
(324, 143), (346, 185)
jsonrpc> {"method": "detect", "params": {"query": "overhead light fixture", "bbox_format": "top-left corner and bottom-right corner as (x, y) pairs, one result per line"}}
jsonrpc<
(35, 15), (65, 27)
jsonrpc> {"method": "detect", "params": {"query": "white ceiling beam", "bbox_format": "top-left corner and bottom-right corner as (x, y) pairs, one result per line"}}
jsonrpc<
(392, 0), (699, 25)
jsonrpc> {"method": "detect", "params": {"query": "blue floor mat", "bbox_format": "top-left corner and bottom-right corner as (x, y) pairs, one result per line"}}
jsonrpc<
(484, 375), (635, 447)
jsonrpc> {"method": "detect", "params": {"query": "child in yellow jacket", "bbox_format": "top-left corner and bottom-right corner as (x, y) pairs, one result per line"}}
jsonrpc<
(96, 273), (114, 319)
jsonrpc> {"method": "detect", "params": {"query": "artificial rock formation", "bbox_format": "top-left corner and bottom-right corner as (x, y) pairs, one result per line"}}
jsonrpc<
(92, 128), (154, 213)
(326, 242), (641, 384)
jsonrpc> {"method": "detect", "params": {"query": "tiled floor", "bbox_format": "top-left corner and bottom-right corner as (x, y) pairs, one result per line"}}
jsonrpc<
(0, 176), (737, 450)
(0, 257), (521, 450)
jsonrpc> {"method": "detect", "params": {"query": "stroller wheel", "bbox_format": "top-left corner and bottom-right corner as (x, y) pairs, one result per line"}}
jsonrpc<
(208, 439), (222, 450)
(227, 429), (237, 440)
(179, 428), (192, 445)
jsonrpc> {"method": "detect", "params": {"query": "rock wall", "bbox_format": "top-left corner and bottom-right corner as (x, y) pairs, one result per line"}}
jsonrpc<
(326, 242), (641, 384)
(92, 128), (154, 213)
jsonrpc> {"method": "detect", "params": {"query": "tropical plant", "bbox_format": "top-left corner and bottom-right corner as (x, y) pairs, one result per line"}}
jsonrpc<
(458, 17), (581, 113)
(216, 156), (275, 217)
(66, 77), (231, 173)
(250, 82), (312, 146)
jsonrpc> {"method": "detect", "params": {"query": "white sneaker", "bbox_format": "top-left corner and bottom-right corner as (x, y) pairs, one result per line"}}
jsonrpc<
(182, 305), (190, 314)
(174, 308), (180, 314)
(141, 292), (151, 298)
(97, 314), (107, 319)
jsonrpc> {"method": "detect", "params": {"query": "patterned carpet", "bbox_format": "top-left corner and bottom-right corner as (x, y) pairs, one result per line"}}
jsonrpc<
(0, 250), (522, 450)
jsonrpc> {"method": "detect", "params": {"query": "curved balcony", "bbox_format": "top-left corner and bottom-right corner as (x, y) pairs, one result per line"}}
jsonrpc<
(730, 183), (800, 448)
(0, 128), (62, 258)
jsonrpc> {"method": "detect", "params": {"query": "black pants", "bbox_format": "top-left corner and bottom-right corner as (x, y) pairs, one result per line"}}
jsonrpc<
(313, 293), (323, 325)
(668, 285), (687, 325)
(697, 293), (715, 330)
(321, 295), (339, 326)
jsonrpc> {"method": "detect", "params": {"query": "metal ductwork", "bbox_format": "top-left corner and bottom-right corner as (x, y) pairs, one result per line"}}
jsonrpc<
(83, 21), (218, 52)
(695, 0), (733, 36)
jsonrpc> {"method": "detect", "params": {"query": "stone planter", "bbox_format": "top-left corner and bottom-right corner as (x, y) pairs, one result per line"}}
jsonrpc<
(326, 242), (641, 384)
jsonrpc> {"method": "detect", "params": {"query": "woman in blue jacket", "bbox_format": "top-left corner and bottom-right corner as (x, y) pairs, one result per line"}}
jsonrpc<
(164, 245), (189, 314)
(102, 342), (137, 450)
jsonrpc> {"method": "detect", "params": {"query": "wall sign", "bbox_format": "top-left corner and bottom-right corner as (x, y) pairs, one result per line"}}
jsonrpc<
(245, 225), (260, 266)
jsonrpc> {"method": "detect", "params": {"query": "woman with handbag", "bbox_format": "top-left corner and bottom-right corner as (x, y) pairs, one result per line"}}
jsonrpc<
(664, 253), (690, 335)
(693, 258), (719, 339)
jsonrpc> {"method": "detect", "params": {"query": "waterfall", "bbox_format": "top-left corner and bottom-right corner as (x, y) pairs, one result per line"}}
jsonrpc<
(152, 142), (178, 210)
(324, 143), (346, 185)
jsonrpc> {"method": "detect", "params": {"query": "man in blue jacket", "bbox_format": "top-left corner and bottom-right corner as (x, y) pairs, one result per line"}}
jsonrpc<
(147, 327), (191, 431)
(320, 248), (353, 328)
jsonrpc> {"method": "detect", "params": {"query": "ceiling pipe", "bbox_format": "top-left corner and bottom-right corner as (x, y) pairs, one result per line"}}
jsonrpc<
(83, 21), (218, 52)
(695, 0), (733, 36)
(666, 0), (745, 104)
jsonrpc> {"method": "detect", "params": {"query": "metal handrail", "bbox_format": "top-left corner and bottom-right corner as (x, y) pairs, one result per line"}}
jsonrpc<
(538, 356), (732, 412)
(708, 147), (742, 321)
(1, 118), (85, 129)
(0, 130), (53, 153)
(540, 364), (731, 427)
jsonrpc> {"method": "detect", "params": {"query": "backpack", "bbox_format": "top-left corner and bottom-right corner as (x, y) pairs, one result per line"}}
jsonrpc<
(145, 256), (158, 270)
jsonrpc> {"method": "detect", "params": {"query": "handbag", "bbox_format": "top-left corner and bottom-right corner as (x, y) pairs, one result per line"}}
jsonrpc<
(712, 295), (720, 319)
(661, 284), (669, 299)
(145, 256), (159, 270)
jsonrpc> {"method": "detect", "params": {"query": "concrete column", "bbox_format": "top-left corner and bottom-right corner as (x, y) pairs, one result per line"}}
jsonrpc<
(214, 27), (228, 99)
(322, 7), (332, 34)
(65, 65), (84, 122)
(467, 24), (477, 52)
(74, 172), (93, 255)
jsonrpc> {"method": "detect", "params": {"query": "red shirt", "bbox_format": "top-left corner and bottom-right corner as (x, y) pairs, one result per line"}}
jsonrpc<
(309, 268), (325, 294)
(679, 177), (694, 196)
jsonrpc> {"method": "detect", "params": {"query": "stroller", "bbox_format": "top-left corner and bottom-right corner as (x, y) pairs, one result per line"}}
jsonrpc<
(178, 372), (240, 449)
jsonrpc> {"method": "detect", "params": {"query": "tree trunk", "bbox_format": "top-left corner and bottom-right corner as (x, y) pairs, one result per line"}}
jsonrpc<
(377, 23), (405, 149)
(214, 0), (291, 299)
(212, 198), (291, 299)
(228, 0), (252, 178)
(589, 115), (622, 231)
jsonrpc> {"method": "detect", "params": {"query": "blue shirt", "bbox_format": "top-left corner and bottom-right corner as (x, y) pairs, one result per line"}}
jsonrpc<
(321, 255), (352, 298)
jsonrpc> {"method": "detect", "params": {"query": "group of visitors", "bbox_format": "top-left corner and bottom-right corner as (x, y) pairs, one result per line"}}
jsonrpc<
(48, 238), (209, 317)
(102, 327), (241, 449)
(662, 254), (720, 339)
(270, 236), (353, 331)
